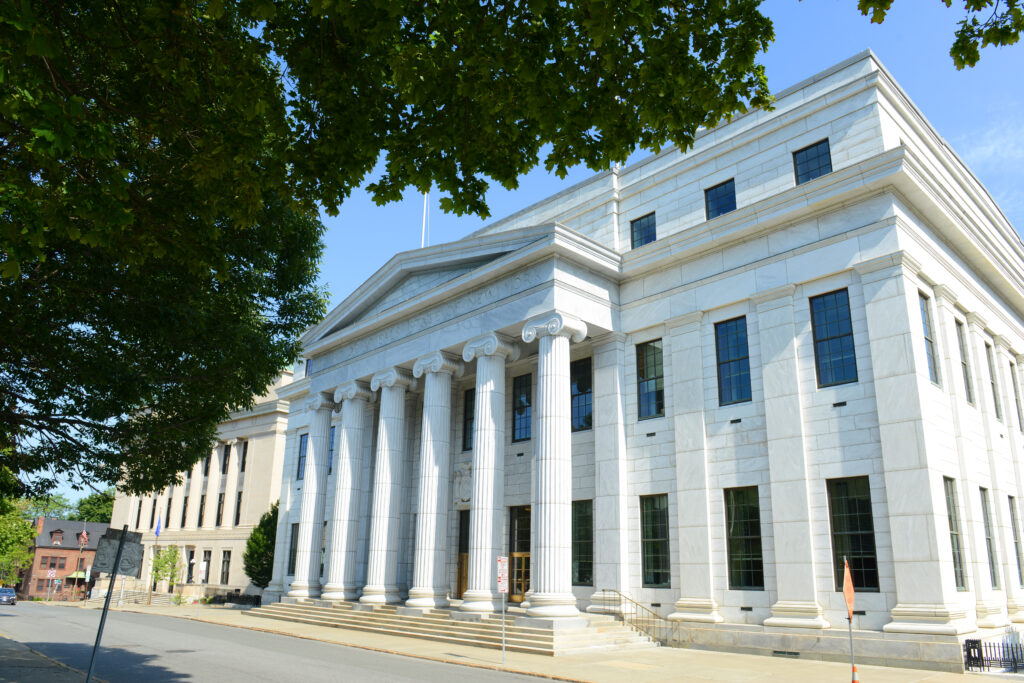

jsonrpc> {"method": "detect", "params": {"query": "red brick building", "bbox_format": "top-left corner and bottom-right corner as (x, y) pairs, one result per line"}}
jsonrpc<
(19, 518), (111, 600)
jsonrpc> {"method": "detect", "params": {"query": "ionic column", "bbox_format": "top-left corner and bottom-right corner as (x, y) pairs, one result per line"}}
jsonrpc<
(221, 439), (240, 529)
(322, 381), (374, 601)
(405, 352), (463, 609)
(288, 392), (335, 598)
(461, 333), (519, 613)
(361, 368), (415, 605)
(201, 445), (221, 529)
(265, 431), (299, 601)
(523, 312), (587, 619)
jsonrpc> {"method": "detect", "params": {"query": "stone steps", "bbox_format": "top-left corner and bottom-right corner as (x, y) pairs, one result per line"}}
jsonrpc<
(86, 590), (173, 606)
(245, 599), (658, 655)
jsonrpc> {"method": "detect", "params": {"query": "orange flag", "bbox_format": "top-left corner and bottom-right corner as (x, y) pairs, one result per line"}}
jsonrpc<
(843, 557), (855, 619)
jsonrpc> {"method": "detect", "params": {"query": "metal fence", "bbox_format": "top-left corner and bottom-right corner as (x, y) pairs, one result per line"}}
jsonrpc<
(600, 588), (680, 646)
(964, 639), (1024, 673)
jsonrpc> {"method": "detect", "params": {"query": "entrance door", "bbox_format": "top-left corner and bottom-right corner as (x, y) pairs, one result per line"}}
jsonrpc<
(455, 510), (469, 599)
(509, 505), (530, 603)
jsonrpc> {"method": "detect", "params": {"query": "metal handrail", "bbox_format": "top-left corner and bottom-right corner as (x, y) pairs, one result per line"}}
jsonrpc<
(599, 588), (679, 646)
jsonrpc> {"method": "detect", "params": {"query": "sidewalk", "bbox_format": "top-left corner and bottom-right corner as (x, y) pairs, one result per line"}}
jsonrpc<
(39, 600), (991, 682)
(0, 633), (93, 683)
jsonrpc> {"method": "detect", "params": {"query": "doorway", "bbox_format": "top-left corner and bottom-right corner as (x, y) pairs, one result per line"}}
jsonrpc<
(509, 505), (530, 603)
(455, 510), (469, 599)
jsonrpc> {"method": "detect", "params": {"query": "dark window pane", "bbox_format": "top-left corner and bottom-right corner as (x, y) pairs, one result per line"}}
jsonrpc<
(956, 321), (975, 405)
(288, 523), (300, 575)
(640, 494), (670, 587)
(827, 477), (879, 591)
(981, 487), (1000, 588)
(570, 358), (593, 432)
(705, 179), (737, 220)
(572, 500), (594, 585)
(630, 213), (657, 249)
(793, 139), (832, 184)
(328, 426), (336, 475)
(725, 486), (764, 589)
(463, 389), (475, 451)
(296, 433), (308, 480)
(637, 340), (665, 419)
(810, 289), (858, 387)
(715, 317), (752, 405)
(512, 374), (532, 442)
(943, 477), (968, 590)
(920, 293), (941, 385)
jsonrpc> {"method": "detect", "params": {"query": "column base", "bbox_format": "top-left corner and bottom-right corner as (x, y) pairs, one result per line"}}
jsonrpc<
(587, 590), (623, 615)
(525, 592), (580, 618)
(286, 581), (321, 599)
(668, 597), (724, 623)
(763, 600), (829, 629)
(460, 589), (501, 613)
(976, 599), (1011, 629)
(882, 602), (974, 635)
(320, 584), (360, 601)
(1007, 597), (1024, 623)
(405, 588), (449, 609)
(360, 585), (400, 605)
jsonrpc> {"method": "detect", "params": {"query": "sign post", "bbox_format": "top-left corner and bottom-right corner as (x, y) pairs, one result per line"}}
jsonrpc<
(46, 569), (56, 601)
(843, 557), (858, 683)
(497, 555), (509, 665)
(87, 526), (143, 683)
(197, 561), (207, 618)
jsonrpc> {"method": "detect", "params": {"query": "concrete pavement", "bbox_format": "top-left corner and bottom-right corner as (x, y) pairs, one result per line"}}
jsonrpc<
(1, 600), (1002, 682)
(0, 633), (93, 683)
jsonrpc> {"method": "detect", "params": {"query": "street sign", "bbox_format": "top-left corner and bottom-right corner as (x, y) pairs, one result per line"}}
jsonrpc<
(497, 555), (509, 594)
(93, 529), (144, 577)
(198, 561), (208, 583)
(55, 579), (62, 587)
(85, 566), (91, 582)
(46, 569), (56, 579)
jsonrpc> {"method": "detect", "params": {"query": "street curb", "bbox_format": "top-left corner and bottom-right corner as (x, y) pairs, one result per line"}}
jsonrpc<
(0, 634), (105, 683)
(107, 605), (587, 682)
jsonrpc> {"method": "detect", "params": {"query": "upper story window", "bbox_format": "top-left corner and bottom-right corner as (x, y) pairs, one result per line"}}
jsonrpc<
(630, 212), (656, 249)
(50, 531), (63, 545)
(304, 358), (313, 377)
(511, 374), (532, 442)
(1011, 362), (1024, 432)
(636, 340), (665, 419)
(810, 288), (858, 387)
(239, 441), (248, 473)
(221, 443), (230, 475)
(462, 388), (475, 451)
(715, 316), (752, 405)
(328, 425), (336, 475)
(986, 342), (1002, 421)
(296, 433), (309, 480)
(203, 453), (211, 477)
(793, 139), (832, 185)
(919, 292), (941, 385)
(570, 357), (593, 432)
(956, 320), (975, 405)
(704, 179), (737, 220)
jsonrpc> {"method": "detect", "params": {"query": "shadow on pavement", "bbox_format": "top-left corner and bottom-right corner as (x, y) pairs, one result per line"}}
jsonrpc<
(23, 642), (188, 682)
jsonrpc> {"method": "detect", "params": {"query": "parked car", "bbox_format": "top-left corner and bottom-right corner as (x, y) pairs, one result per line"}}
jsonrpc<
(0, 588), (16, 606)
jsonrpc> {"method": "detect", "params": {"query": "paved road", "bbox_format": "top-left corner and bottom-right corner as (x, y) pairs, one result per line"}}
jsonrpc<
(0, 603), (539, 682)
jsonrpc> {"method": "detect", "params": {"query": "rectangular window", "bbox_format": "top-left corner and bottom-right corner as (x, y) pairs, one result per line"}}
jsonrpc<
(827, 476), (879, 591)
(724, 486), (764, 590)
(636, 340), (665, 419)
(981, 487), (1000, 588)
(296, 433), (309, 480)
(1012, 363), (1024, 432)
(810, 289), (858, 387)
(704, 178), (737, 220)
(630, 212), (657, 249)
(919, 293), (941, 385)
(204, 453), (211, 477)
(58, 557), (65, 569)
(220, 444), (229, 475)
(201, 550), (211, 584)
(39, 555), (47, 567)
(198, 495), (206, 527)
(320, 520), (328, 577)
(570, 357), (593, 432)
(37, 579), (45, 591)
(462, 388), (475, 451)
(235, 491), (243, 526)
(77, 558), (84, 570)
(715, 316), (752, 405)
(572, 500), (593, 586)
(239, 441), (248, 473)
(181, 496), (189, 528)
(793, 139), (832, 184)
(165, 496), (172, 529)
(220, 550), (231, 585)
(135, 501), (142, 529)
(287, 523), (300, 575)
(986, 343), (1002, 421)
(512, 374), (532, 442)
(186, 467), (191, 481)
(640, 494), (670, 587)
(49, 557), (57, 568)
(150, 499), (157, 529)
(216, 493), (225, 527)
(305, 358), (313, 377)
(956, 321), (974, 405)
(328, 425), (336, 475)
(1011, 496), (1024, 587)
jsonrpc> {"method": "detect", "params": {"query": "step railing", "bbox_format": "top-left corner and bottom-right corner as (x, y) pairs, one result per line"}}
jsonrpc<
(599, 588), (679, 646)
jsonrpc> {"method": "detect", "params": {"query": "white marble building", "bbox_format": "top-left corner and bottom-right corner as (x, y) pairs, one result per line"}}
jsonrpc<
(266, 52), (1024, 666)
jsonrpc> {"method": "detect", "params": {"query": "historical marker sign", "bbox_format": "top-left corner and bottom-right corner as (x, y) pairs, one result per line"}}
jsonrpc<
(92, 529), (144, 578)
(497, 556), (509, 594)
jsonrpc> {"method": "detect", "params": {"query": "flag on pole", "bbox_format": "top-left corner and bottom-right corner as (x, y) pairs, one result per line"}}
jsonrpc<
(154, 515), (162, 538)
(843, 557), (855, 619)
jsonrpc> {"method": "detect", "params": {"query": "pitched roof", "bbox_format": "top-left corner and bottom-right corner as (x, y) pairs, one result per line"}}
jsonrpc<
(34, 518), (111, 551)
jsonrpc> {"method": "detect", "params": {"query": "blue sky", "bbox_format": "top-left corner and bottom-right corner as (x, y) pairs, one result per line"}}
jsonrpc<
(318, 0), (1024, 310)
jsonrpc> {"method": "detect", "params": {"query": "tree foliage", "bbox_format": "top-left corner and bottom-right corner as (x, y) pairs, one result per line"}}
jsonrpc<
(243, 501), (277, 589)
(151, 545), (182, 589)
(69, 489), (115, 523)
(858, 0), (1023, 68)
(1, 1), (774, 495)
(0, 500), (36, 586)
(20, 494), (75, 521)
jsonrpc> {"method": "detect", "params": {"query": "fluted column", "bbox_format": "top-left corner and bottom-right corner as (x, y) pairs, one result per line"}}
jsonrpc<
(461, 333), (519, 613)
(406, 352), (464, 609)
(361, 368), (415, 605)
(288, 392), (335, 598)
(201, 445), (221, 529)
(322, 381), (374, 601)
(523, 312), (587, 619)
(221, 439), (241, 529)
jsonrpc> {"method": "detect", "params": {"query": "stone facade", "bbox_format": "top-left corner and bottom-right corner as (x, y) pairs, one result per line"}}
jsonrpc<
(268, 51), (1024, 669)
(110, 374), (290, 596)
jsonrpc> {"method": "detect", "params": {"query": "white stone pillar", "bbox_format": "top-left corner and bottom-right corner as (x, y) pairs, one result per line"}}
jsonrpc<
(756, 285), (828, 629)
(994, 338), (1024, 621)
(221, 439), (241, 529)
(288, 392), (335, 598)
(361, 368), (415, 604)
(522, 313), (586, 619)
(587, 333), (631, 615)
(461, 333), (519, 613)
(322, 381), (374, 601)
(407, 352), (463, 609)
(201, 446), (220, 530)
(666, 312), (723, 623)
(265, 432), (297, 602)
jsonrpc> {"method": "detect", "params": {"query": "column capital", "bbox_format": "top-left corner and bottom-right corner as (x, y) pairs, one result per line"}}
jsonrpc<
(462, 332), (520, 363)
(370, 367), (416, 392)
(522, 311), (587, 344)
(994, 335), (1014, 354)
(933, 284), (959, 305)
(413, 351), (464, 379)
(966, 311), (988, 331)
(305, 391), (334, 413)
(224, 438), (239, 447)
(334, 380), (374, 405)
